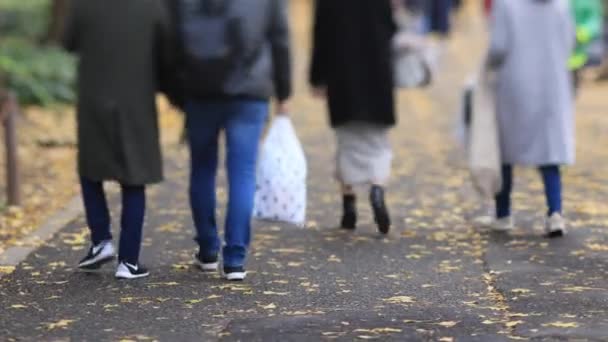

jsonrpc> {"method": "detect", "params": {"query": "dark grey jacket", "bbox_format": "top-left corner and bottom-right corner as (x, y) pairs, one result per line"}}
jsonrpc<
(167, 0), (292, 103)
(64, 0), (174, 185)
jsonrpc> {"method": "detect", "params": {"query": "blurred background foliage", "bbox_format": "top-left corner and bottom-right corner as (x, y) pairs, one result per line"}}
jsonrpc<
(0, 0), (75, 106)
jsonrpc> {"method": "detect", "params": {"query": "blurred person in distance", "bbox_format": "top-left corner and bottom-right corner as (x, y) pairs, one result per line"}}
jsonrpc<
(165, 0), (291, 281)
(485, 0), (575, 237)
(310, 0), (396, 235)
(63, 0), (175, 279)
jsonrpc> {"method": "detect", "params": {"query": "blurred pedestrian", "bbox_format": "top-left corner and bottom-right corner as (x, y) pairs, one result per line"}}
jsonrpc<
(569, 0), (604, 88)
(426, 0), (453, 37)
(486, 0), (575, 237)
(168, 0), (291, 281)
(310, 0), (395, 234)
(63, 0), (174, 279)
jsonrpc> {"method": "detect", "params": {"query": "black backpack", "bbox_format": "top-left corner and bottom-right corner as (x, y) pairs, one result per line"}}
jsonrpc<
(175, 0), (244, 97)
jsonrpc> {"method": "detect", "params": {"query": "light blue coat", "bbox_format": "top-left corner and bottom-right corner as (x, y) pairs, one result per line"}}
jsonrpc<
(489, 0), (576, 166)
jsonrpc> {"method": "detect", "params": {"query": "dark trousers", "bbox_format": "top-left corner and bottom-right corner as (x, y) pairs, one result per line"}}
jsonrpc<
(80, 177), (146, 264)
(495, 165), (562, 219)
(426, 0), (452, 35)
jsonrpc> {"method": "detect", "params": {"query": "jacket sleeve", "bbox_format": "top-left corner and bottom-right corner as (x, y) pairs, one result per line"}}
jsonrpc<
(268, 0), (292, 102)
(62, 1), (80, 52)
(487, 0), (509, 69)
(309, 0), (329, 87)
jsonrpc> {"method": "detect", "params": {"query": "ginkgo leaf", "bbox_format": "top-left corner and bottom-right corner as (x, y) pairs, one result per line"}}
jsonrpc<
(542, 321), (579, 328)
(383, 296), (416, 304)
(437, 321), (459, 328)
(46, 319), (76, 330)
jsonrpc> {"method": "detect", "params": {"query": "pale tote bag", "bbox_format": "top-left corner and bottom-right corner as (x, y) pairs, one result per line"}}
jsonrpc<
(253, 116), (307, 227)
(468, 68), (502, 198)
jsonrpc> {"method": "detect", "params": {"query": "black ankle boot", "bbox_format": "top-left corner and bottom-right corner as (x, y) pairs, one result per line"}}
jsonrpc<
(341, 194), (357, 230)
(370, 185), (391, 234)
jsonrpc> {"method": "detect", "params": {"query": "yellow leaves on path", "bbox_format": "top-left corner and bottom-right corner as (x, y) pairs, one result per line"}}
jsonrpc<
(263, 291), (290, 296)
(354, 328), (402, 334)
(511, 289), (532, 295)
(327, 255), (342, 263)
(436, 321), (459, 328)
(9, 304), (27, 309)
(46, 319), (76, 330)
(261, 303), (277, 310)
(156, 222), (182, 233)
(0, 266), (15, 274)
(586, 243), (608, 252)
(61, 230), (87, 246)
(271, 248), (306, 254)
(382, 296), (415, 304)
(542, 321), (580, 328)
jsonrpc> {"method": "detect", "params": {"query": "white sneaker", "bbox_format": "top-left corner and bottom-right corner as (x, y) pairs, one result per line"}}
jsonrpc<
(115, 262), (150, 279)
(195, 254), (219, 273)
(545, 213), (567, 238)
(475, 215), (514, 232)
(78, 241), (115, 271)
(223, 266), (247, 281)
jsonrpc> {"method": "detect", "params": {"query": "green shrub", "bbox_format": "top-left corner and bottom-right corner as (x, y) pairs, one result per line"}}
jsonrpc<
(0, 0), (49, 40)
(0, 38), (76, 106)
(0, 0), (76, 106)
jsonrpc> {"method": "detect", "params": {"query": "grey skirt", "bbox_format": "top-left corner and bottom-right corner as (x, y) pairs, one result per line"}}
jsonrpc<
(335, 122), (393, 185)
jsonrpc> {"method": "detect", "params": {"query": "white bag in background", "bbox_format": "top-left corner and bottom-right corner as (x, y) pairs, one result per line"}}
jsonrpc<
(468, 67), (502, 199)
(253, 116), (307, 227)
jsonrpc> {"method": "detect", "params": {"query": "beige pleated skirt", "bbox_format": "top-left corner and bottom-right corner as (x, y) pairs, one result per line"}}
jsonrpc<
(334, 122), (393, 186)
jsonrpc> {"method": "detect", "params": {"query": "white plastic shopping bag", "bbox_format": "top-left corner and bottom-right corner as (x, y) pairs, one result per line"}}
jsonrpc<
(468, 67), (502, 199)
(253, 116), (307, 227)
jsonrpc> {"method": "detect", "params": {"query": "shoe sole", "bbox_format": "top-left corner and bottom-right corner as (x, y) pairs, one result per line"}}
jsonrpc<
(78, 255), (116, 272)
(196, 261), (219, 273)
(115, 271), (150, 280)
(546, 229), (566, 238)
(224, 272), (247, 281)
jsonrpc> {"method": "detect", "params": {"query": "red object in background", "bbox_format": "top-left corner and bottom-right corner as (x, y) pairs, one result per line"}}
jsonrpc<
(484, 0), (492, 16)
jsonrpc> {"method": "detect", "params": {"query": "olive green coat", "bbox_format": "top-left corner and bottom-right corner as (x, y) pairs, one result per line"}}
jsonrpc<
(63, 0), (174, 185)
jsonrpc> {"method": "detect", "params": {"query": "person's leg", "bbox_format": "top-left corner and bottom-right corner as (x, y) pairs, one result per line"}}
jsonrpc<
(185, 102), (223, 262)
(495, 165), (513, 219)
(539, 165), (562, 216)
(223, 100), (269, 269)
(80, 177), (112, 245)
(341, 183), (357, 230)
(118, 184), (146, 265)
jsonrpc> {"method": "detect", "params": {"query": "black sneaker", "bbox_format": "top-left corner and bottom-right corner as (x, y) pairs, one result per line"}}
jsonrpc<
(78, 241), (115, 271)
(223, 266), (247, 281)
(115, 261), (150, 279)
(195, 253), (219, 273)
(370, 185), (391, 235)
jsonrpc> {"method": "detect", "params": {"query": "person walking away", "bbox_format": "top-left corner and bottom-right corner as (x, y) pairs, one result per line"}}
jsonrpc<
(169, 0), (291, 281)
(487, 0), (575, 237)
(63, 0), (174, 278)
(310, 0), (396, 234)
(569, 0), (604, 89)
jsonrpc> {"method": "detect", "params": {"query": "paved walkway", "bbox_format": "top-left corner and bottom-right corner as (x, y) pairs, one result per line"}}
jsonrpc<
(1, 3), (608, 341)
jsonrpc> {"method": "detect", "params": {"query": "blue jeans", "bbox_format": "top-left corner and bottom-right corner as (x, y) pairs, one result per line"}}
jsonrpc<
(80, 177), (146, 264)
(185, 99), (268, 268)
(495, 165), (562, 219)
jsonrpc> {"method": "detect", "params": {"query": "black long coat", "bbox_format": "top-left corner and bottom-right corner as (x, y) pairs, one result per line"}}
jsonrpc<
(63, 0), (174, 185)
(310, 0), (397, 128)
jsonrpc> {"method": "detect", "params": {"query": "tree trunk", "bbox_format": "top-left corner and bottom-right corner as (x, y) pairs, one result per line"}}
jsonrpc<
(45, 0), (69, 44)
